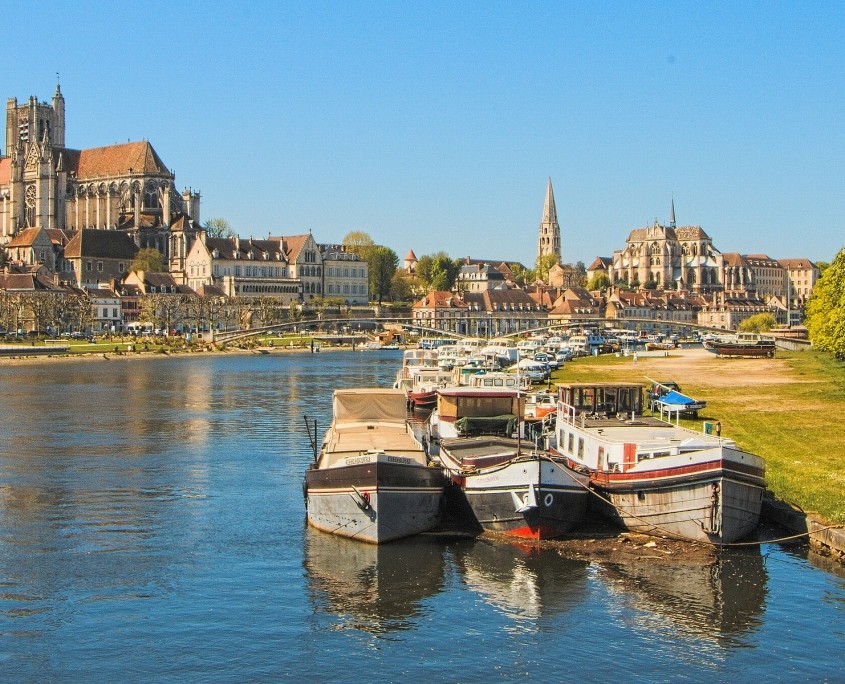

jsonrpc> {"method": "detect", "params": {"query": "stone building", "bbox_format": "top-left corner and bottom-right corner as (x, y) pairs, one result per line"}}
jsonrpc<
(0, 85), (201, 275)
(779, 258), (818, 313)
(61, 229), (139, 288)
(185, 234), (301, 304)
(321, 244), (369, 304)
(610, 206), (722, 292)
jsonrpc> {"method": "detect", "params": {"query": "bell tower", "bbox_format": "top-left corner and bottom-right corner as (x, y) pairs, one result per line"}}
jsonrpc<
(537, 177), (561, 263)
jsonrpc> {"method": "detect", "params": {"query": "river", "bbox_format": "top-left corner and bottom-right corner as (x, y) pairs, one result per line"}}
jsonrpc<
(0, 350), (842, 682)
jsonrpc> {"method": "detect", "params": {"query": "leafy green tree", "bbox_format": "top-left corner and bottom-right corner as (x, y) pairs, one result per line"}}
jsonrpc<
(205, 218), (237, 239)
(805, 247), (845, 359)
(389, 272), (414, 302)
(130, 248), (165, 273)
(738, 312), (777, 333)
(415, 252), (461, 292)
(587, 273), (611, 291)
(369, 246), (399, 304)
(534, 253), (559, 283)
(341, 231), (376, 259)
(509, 263), (529, 286)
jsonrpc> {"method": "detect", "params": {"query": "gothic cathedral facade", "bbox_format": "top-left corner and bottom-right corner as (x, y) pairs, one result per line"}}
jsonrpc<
(0, 84), (201, 276)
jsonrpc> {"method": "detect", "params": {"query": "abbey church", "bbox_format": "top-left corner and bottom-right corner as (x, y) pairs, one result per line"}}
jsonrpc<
(0, 84), (201, 273)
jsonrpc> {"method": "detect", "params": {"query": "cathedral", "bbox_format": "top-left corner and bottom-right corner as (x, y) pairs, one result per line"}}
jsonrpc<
(609, 201), (722, 292)
(0, 84), (201, 274)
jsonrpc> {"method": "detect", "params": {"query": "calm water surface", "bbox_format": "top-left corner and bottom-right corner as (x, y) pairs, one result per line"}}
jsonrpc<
(0, 351), (843, 682)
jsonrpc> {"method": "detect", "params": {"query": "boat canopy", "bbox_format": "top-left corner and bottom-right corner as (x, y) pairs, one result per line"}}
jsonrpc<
(333, 388), (408, 424)
(660, 390), (697, 406)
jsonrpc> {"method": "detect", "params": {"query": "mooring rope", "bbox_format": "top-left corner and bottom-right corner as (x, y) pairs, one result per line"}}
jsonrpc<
(545, 457), (845, 548)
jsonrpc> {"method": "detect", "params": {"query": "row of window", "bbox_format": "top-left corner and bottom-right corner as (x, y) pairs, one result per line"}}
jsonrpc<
(212, 265), (287, 278)
(236, 284), (300, 294)
(325, 284), (367, 295)
(86, 260), (126, 273)
(325, 267), (366, 278)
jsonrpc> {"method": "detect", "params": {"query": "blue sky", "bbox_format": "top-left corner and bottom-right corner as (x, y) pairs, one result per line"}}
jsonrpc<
(7, 1), (843, 266)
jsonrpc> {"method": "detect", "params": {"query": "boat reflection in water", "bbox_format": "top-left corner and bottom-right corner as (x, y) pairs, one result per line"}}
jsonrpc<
(303, 527), (446, 633)
(452, 538), (589, 627)
(598, 547), (768, 645)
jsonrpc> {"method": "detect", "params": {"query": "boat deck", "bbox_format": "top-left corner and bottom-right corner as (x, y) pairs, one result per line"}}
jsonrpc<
(322, 422), (426, 466)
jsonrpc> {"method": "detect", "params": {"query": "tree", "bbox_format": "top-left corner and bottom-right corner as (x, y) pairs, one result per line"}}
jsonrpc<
(804, 247), (845, 359)
(131, 248), (165, 273)
(369, 247), (399, 304)
(341, 231), (376, 259)
(587, 273), (611, 291)
(738, 312), (777, 333)
(205, 218), (237, 239)
(534, 254), (559, 283)
(415, 252), (461, 292)
(509, 263), (529, 286)
(0, 246), (9, 270)
(389, 272), (414, 302)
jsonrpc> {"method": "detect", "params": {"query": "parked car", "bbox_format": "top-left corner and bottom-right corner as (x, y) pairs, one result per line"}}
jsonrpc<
(555, 349), (573, 363)
(533, 352), (559, 369)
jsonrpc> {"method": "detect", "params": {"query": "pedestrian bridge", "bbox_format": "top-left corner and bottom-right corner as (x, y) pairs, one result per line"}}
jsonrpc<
(209, 314), (736, 345)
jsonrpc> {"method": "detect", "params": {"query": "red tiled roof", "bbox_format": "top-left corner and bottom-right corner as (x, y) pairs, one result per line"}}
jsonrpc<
(72, 141), (169, 179)
(6, 227), (42, 247)
(0, 157), (10, 185)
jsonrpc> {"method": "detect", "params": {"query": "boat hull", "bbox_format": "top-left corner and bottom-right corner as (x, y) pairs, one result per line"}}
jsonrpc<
(305, 461), (445, 544)
(592, 466), (764, 544)
(704, 342), (775, 358)
(408, 390), (438, 409)
(440, 438), (589, 540)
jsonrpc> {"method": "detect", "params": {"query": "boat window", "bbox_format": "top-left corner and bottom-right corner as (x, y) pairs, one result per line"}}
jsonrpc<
(577, 437), (584, 458)
(567, 433), (574, 454)
(617, 389), (632, 413)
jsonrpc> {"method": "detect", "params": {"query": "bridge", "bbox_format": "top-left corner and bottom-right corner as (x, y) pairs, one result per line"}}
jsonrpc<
(207, 314), (743, 345)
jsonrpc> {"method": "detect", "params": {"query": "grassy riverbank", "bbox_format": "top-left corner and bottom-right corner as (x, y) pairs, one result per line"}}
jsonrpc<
(556, 349), (845, 524)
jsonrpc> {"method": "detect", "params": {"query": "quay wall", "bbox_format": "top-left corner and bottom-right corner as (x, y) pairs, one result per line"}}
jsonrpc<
(762, 496), (845, 561)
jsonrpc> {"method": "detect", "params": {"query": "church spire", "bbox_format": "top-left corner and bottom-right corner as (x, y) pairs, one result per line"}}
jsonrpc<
(669, 197), (676, 227)
(542, 177), (557, 225)
(537, 177), (561, 263)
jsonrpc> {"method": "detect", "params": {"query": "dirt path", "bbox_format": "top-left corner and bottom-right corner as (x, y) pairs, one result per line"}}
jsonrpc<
(567, 347), (808, 389)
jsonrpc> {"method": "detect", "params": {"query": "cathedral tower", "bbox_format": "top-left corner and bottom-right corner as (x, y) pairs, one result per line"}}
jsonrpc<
(537, 177), (561, 263)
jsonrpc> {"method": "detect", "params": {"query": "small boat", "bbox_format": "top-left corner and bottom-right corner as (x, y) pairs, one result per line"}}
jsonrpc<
(304, 388), (445, 544)
(406, 370), (453, 410)
(393, 349), (440, 394)
(549, 382), (766, 544)
(703, 332), (776, 358)
(647, 380), (706, 418)
(429, 386), (589, 540)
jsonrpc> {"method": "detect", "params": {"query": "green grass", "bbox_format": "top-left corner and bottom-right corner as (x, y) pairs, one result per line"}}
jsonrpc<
(555, 351), (845, 524)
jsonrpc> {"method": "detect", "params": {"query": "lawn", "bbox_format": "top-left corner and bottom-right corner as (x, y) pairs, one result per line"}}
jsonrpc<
(555, 349), (845, 524)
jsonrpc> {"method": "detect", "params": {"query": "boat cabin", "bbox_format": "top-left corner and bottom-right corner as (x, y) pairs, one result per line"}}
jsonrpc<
(431, 387), (524, 438)
(557, 383), (643, 418)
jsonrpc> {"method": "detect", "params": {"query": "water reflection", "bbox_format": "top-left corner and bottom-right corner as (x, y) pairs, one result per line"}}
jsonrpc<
(303, 527), (446, 633)
(597, 548), (767, 646)
(452, 538), (589, 627)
